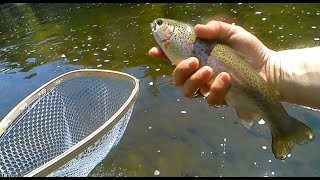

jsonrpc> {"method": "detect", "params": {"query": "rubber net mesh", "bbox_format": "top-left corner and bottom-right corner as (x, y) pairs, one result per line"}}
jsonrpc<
(0, 75), (137, 177)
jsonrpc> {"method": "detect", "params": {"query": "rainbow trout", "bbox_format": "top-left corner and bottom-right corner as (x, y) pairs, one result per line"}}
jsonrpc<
(151, 18), (314, 160)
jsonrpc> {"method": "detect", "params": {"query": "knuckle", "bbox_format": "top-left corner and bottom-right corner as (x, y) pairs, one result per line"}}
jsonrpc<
(174, 79), (184, 87)
(210, 85), (224, 95)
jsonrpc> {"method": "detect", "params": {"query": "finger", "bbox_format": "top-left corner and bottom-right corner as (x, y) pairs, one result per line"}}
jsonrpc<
(207, 72), (231, 106)
(183, 66), (214, 98)
(194, 21), (264, 62)
(173, 57), (200, 87)
(148, 46), (169, 61)
(194, 21), (265, 70)
(194, 20), (242, 44)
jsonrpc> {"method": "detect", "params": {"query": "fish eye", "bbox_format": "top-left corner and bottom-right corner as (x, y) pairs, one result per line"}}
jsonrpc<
(156, 19), (163, 26)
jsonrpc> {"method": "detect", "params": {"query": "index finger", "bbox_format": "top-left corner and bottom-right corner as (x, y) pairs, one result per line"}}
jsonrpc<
(148, 46), (169, 61)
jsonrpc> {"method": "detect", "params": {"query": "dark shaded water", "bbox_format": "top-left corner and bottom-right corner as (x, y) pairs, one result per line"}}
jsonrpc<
(1, 3), (320, 177)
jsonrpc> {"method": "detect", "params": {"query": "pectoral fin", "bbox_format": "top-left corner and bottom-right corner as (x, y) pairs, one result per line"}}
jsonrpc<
(235, 107), (260, 129)
(225, 88), (262, 129)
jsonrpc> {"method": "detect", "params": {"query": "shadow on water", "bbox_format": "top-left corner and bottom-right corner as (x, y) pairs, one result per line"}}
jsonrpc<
(1, 3), (320, 177)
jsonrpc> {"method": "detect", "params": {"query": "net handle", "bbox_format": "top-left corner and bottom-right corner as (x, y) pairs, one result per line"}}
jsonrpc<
(0, 69), (139, 177)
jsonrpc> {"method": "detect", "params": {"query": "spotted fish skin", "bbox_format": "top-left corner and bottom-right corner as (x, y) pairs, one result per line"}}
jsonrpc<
(151, 18), (314, 160)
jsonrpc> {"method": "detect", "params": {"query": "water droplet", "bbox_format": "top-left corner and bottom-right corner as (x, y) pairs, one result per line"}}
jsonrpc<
(97, 64), (102, 68)
(104, 59), (110, 62)
(287, 154), (291, 158)
(262, 146), (267, 150)
(38, 88), (47, 96)
(180, 110), (187, 114)
(154, 170), (160, 176)
(148, 126), (152, 129)
(55, 78), (63, 85)
(61, 54), (66, 58)
(311, 26), (317, 29)
(262, 17), (267, 21)
(73, 59), (78, 62)
(255, 11), (262, 14)
(271, 172), (275, 175)
(314, 38), (320, 41)
(19, 103), (28, 112)
(268, 159), (272, 163)
(149, 82), (153, 86)
(155, 68), (160, 71)
(258, 119), (265, 125)
(102, 48), (108, 51)
(88, 36), (92, 40)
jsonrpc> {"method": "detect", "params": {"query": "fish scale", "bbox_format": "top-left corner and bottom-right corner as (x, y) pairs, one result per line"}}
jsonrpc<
(151, 18), (314, 160)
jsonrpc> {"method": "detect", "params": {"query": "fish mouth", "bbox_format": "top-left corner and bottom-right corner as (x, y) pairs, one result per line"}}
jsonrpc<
(151, 18), (160, 33)
(151, 22), (156, 32)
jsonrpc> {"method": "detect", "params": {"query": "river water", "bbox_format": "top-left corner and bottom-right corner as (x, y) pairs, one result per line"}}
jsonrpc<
(1, 3), (320, 177)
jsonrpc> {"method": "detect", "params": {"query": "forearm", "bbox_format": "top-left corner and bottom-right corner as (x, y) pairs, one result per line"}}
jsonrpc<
(266, 46), (320, 109)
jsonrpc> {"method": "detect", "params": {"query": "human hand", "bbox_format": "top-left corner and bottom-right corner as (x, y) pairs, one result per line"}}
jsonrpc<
(149, 20), (272, 106)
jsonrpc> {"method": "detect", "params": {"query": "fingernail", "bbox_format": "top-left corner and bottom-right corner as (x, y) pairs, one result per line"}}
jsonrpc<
(195, 24), (205, 28)
(187, 58), (197, 68)
(217, 73), (230, 88)
(200, 66), (211, 77)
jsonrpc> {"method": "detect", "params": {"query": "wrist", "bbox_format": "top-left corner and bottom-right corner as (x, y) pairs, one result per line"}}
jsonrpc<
(265, 47), (320, 109)
(265, 48), (296, 102)
(264, 49), (280, 89)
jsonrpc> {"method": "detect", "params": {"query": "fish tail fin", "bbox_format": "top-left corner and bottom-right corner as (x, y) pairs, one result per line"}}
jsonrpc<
(271, 116), (314, 160)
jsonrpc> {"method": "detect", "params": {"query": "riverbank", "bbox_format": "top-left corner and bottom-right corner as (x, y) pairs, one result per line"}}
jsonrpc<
(0, 3), (27, 10)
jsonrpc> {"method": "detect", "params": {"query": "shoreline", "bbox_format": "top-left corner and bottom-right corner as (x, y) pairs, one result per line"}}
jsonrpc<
(0, 3), (27, 10)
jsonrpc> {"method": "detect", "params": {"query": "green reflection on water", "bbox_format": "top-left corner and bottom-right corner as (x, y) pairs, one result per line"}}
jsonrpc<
(1, 3), (320, 177)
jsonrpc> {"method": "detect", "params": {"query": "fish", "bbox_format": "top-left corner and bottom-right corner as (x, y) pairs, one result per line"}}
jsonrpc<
(150, 18), (314, 160)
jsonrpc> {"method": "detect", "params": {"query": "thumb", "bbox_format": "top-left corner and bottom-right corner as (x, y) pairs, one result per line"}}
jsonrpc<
(194, 20), (238, 44)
